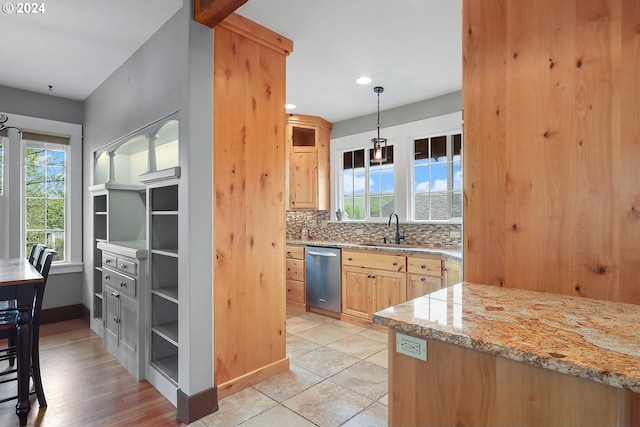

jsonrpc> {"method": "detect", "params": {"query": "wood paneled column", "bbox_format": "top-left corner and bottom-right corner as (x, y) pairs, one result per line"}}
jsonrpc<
(463, 0), (640, 304)
(212, 13), (293, 397)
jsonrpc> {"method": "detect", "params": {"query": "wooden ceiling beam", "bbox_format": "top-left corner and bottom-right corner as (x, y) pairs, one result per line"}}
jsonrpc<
(193, 0), (249, 28)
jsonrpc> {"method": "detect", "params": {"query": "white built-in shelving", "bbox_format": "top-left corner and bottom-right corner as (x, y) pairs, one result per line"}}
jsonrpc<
(146, 180), (180, 385)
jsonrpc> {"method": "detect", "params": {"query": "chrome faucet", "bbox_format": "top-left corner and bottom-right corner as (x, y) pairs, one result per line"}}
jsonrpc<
(388, 212), (405, 244)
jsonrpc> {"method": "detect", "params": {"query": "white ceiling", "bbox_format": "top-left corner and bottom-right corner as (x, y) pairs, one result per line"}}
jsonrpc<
(237, 0), (462, 123)
(0, 0), (182, 101)
(0, 0), (462, 124)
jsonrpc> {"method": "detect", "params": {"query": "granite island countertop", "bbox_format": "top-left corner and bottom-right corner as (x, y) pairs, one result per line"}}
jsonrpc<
(373, 282), (640, 393)
(286, 239), (462, 261)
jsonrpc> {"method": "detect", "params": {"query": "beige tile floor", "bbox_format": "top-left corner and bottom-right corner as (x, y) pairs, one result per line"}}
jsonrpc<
(190, 305), (389, 427)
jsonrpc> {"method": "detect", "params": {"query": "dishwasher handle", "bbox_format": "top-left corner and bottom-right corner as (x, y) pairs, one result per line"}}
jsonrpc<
(307, 251), (338, 257)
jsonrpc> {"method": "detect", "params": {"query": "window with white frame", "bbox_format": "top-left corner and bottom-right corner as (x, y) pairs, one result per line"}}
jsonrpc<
(0, 113), (81, 269)
(413, 133), (462, 221)
(331, 112), (463, 224)
(341, 145), (394, 220)
(23, 134), (68, 262)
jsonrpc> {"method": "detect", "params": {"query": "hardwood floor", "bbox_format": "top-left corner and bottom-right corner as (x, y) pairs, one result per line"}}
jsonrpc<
(0, 319), (182, 427)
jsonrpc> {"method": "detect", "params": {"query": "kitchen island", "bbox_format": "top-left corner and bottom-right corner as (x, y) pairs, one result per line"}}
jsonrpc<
(373, 282), (640, 427)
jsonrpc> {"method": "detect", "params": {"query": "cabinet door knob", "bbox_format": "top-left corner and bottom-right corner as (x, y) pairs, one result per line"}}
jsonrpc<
(421, 264), (426, 269)
(121, 264), (127, 269)
(113, 316), (120, 323)
(421, 277), (426, 282)
(105, 275), (110, 280)
(442, 266), (448, 271)
(120, 281), (126, 287)
(105, 259), (111, 263)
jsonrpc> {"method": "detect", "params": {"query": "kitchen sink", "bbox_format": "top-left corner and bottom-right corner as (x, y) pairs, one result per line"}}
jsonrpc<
(359, 241), (403, 247)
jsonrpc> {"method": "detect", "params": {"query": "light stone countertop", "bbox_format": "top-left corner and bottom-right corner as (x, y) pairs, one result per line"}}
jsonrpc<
(373, 282), (640, 393)
(286, 239), (462, 261)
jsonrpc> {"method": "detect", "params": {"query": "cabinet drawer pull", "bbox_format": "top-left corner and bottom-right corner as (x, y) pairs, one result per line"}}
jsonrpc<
(442, 266), (448, 271)
(104, 274), (110, 280)
(393, 262), (398, 266)
(105, 259), (111, 264)
(421, 277), (426, 282)
(121, 264), (127, 269)
(421, 264), (426, 269)
(112, 291), (120, 298)
(120, 281), (126, 287)
(348, 257), (353, 261)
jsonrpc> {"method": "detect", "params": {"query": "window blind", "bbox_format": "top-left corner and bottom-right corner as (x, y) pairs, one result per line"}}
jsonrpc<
(21, 130), (70, 145)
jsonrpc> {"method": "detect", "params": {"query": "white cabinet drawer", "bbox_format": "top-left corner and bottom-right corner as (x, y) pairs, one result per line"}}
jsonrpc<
(117, 258), (137, 275)
(102, 253), (117, 268)
(102, 251), (138, 275)
(103, 267), (136, 298)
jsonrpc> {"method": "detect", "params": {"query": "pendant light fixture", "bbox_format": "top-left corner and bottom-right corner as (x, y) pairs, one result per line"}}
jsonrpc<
(371, 86), (387, 163)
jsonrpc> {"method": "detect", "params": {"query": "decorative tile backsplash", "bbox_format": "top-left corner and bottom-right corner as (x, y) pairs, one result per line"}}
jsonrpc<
(286, 210), (462, 249)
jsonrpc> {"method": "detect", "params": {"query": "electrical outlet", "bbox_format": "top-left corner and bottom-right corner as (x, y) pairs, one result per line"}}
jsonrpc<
(396, 333), (427, 361)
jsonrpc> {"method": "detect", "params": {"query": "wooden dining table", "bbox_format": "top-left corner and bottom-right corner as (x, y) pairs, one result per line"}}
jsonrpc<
(0, 258), (44, 426)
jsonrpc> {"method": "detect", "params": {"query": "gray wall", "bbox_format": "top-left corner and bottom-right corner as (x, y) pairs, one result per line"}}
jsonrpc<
(82, 7), (189, 312)
(0, 85), (83, 124)
(82, 1), (213, 396)
(331, 91), (461, 138)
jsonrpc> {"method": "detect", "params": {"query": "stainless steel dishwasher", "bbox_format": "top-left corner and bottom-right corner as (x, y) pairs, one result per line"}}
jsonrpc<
(305, 246), (341, 313)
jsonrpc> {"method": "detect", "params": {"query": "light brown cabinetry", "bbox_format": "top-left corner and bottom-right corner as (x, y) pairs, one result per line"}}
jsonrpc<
(341, 251), (462, 321)
(407, 274), (442, 301)
(406, 256), (444, 300)
(286, 245), (305, 305)
(286, 114), (331, 210)
(341, 250), (406, 322)
(444, 259), (462, 286)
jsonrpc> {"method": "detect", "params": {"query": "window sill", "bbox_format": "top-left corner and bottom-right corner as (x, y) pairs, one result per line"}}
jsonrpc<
(50, 262), (83, 275)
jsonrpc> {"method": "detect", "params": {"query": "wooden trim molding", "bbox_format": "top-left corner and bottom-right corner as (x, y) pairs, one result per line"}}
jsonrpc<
(216, 358), (289, 400)
(177, 386), (218, 424)
(217, 13), (293, 56)
(193, 0), (248, 28)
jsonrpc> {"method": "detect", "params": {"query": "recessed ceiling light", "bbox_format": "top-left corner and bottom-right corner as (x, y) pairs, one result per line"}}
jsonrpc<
(285, 104), (296, 110)
(356, 76), (372, 85)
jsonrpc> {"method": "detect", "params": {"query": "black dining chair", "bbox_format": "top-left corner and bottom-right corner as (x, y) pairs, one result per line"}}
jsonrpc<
(28, 244), (47, 267)
(0, 248), (55, 407)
